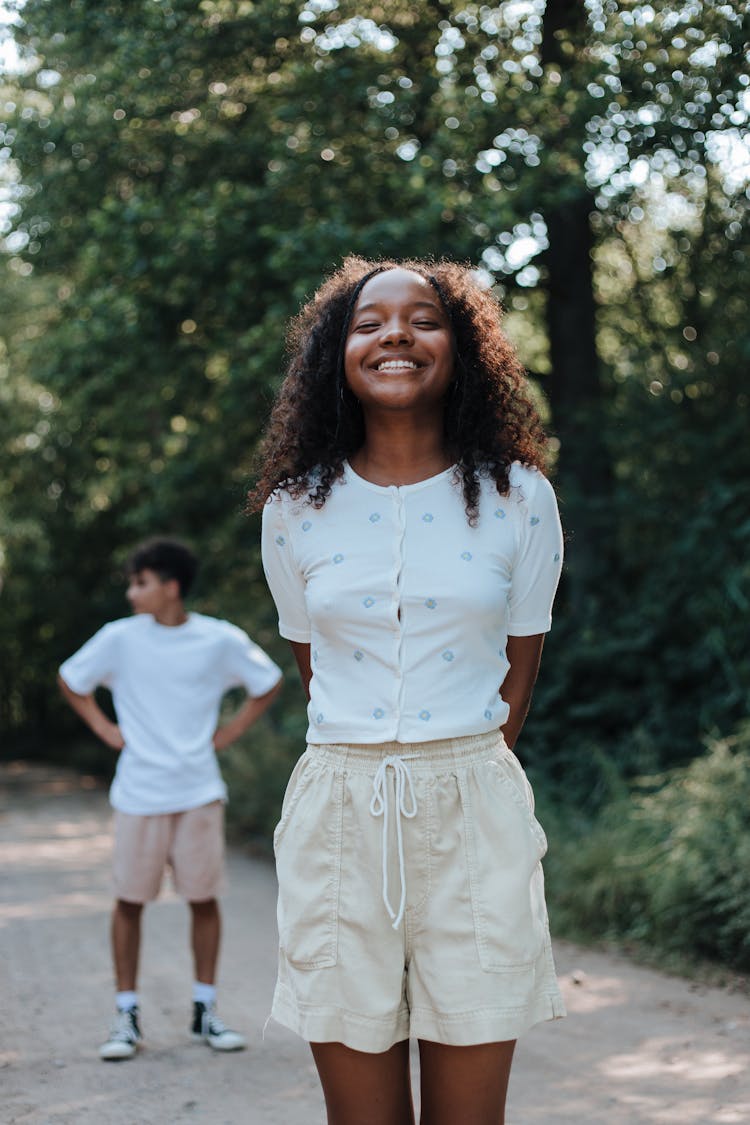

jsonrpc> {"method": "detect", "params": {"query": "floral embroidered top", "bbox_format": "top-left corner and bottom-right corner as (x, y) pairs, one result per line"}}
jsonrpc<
(261, 461), (563, 744)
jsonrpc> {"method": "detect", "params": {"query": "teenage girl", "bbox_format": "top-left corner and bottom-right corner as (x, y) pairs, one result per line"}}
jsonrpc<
(253, 257), (565, 1125)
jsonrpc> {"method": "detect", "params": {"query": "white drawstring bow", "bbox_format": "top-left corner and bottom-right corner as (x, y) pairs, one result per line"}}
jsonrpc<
(369, 755), (418, 929)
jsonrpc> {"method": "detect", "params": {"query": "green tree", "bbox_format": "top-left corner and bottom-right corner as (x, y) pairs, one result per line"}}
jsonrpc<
(2, 0), (748, 804)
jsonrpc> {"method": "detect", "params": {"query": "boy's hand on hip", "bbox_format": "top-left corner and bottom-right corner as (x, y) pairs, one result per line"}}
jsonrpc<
(56, 679), (126, 751)
(212, 727), (233, 753)
(212, 680), (283, 753)
(99, 720), (125, 751)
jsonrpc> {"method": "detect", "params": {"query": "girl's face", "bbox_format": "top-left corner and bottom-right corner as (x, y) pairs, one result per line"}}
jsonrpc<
(343, 269), (455, 416)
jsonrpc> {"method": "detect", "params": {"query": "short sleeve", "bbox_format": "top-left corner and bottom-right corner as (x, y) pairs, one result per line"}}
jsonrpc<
(507, 471), (563, 636)
(58, 623), (118, 694)
(261, 494), (311, 643)
(219, 624), (283, 696)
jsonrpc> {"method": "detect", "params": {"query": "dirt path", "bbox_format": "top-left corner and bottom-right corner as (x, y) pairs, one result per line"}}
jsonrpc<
(2, 762), (749, 1125)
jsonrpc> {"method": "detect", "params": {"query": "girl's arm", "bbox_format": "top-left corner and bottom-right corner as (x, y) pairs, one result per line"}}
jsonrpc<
(499, 634), (545, 751)
(289, 641), (312, 701)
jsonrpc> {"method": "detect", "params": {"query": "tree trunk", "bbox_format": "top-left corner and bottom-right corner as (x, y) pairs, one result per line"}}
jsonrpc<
(541, 0), (612, 618)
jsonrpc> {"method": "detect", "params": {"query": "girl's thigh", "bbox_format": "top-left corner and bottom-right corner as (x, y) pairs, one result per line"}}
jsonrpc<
(418, 1039), (516, 1125)
(310, 1039), (415, 1125)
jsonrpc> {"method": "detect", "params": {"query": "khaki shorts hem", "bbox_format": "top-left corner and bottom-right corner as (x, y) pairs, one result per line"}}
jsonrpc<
(409, 992), (566, 1045)
(272, 985), (565, 1050)
(272, 990), (410, 1053)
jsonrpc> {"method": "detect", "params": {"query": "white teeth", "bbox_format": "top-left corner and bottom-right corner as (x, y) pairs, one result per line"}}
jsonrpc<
(376, 360), (418, 371)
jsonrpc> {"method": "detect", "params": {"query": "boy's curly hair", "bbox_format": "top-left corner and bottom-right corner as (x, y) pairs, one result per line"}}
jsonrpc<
(248, 256), (548, 525)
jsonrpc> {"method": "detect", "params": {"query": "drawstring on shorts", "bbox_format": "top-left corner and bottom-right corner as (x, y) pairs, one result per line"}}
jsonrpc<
(369, 755), (418, 929)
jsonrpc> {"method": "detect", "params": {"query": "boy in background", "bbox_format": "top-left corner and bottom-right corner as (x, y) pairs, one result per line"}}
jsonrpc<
(58, 537), (283, 1061)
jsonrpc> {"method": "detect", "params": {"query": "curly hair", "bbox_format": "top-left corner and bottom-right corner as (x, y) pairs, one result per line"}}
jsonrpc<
(248, 256), (548, 525)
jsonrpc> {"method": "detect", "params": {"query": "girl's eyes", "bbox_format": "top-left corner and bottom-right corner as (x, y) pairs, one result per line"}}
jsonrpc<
(352, 319), (442, 332)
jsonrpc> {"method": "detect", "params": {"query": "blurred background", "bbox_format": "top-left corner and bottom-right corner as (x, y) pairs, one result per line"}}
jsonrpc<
(1, 1), (748, 973)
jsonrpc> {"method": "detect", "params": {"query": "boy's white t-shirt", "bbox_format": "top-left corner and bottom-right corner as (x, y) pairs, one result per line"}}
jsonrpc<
(262, 461), (563, 744)
(59, 612), (282, 815)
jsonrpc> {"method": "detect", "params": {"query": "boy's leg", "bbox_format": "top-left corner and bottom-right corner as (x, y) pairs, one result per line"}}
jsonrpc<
(172, 801), (224, 982)
(112, 899), (144, 991)
(100, 811), (170, 1060)
(188, 898), (244, 1050)
(189, 897), (220, 984)
(172, 804), (244, 1050)
(100, 900), (146, 1061)
(110, 811), (170, 996)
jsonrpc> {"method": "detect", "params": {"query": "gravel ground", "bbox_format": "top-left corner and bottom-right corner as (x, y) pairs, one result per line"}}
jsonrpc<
(2, 761), (749, 1124)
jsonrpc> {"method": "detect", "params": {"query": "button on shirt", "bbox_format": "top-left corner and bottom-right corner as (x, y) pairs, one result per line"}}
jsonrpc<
(261, 461), (563, 744)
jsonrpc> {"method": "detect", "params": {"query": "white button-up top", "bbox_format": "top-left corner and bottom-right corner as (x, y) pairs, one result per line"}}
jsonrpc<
(261, 461), (563, 744)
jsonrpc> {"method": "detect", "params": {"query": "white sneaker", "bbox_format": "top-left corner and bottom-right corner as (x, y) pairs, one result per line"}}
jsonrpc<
(191, 1001), (246, 1051)
(99, 1007), (142, 1061)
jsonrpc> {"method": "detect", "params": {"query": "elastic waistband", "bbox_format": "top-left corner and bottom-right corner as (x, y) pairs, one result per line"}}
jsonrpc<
(307, 729), (509, 774)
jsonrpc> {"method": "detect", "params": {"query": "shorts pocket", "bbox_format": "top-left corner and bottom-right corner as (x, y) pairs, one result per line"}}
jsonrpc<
(273, 753), (313, 853)
(495, 751), (548, 859)
(459, 759), (548, 973)
(274, 763), (344, 970)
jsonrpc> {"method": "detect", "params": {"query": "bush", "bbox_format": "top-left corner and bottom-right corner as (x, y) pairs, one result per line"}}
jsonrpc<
(541, 720), (750, 970)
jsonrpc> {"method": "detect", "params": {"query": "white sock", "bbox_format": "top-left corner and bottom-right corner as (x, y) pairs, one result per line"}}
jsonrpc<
(193, 981), (216, 1007)
(116, 990), (138, 1012)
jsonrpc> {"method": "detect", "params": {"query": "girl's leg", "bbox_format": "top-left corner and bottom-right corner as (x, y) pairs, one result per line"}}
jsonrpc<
(418, 1039), (516, 1125)
(310, 1039), (415, 1125)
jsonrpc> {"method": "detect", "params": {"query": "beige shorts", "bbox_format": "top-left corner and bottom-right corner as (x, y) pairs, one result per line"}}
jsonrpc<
(112, 800), (225, 904)
(271, 730), (565, 1052)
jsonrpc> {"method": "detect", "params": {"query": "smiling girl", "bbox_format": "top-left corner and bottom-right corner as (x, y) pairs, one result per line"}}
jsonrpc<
(251, 257), (565, 1125)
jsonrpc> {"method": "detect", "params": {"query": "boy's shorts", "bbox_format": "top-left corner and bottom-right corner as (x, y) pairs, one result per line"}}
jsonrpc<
(112, 800), (225, 904)
(271, 730), (566, 1053)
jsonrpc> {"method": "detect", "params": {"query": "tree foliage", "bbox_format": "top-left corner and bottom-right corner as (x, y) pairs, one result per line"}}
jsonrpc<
(1, 1), (748, 830)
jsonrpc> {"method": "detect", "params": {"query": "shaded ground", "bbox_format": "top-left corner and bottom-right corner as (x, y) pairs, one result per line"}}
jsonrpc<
(1, 761), (749, 1124)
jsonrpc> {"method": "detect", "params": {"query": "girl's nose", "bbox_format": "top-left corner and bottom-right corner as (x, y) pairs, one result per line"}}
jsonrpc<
(379, 319), (413, 345)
